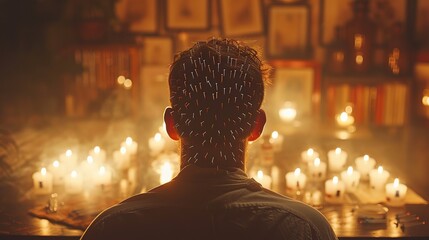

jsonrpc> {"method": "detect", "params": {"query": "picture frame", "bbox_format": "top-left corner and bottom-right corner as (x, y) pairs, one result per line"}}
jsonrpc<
(174, 30), (220, 52)
(318, 0), (408, 46)
(267, 4), (312, 59)
(219, 0), (264, 37)
(165, 0), (211, 31)
(138, 36), (174, 65)
(115, 0), (159, 34)
(265, 60), (321, 123)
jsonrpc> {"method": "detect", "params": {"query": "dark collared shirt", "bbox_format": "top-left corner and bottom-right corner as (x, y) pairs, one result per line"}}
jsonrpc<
(81, 165), (338, 240)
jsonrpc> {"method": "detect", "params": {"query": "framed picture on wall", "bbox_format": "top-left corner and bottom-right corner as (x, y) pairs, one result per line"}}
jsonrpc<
(165, 0), (211, 31)
(267, 4), (312, 59)
(139, 66), (170, 120)
(138, 37), (174, 65)
(115, 0), (159, 34)
(219, 0), (264, 37)
(265, 60), (321, 123)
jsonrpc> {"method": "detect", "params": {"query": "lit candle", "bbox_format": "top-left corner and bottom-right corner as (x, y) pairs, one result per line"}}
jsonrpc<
(385, 178), (407, 206)
(285, 168), (307, 191)
(255, 170), (272, 189)
(307, 158), (327, 181)
(369, 166), (390, 191)
(325, 176), (345, 199)
(32, 167), (53, 195)
(121, 137), (138, 155)
(96, 166), (112, 187)
(79, 155), (98, 181)
(148, 133), (166, 156)
(340, 166), (360, 192)
(113, 146), (131, 170)
(355, 154), (376, 180)
(269, 131), (284, 152)
(59, 149), (77, 168)
(279, 101), (297, 122)
(65, 170), (83, 194)
(301, 148), (319, 163)
(328, 147), (348, 172)
(159, 162), (173, 184)
(89, 146), (106, 163)
(49, 160), (65, 185)
(336, 111), (355, 127)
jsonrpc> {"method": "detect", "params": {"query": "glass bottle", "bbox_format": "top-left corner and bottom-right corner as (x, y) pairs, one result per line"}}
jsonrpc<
(326, 26), (347, 75)
(386, 22), (412, 76)
(344, 0), (375, 74)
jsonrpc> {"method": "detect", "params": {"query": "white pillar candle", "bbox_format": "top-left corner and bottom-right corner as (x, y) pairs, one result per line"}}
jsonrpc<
(301, 148), (319, 163)
(113, 146), (131, 170)
(325, 176), (345, 199)
(65, 170), (83, 194)
(148, 133), (166, 156)
(49, 160), (65, 185)
(255, 170), (272, 189)
(59, 149), (77, 168)
(121, 137), (138, 155)
(285, 168), (307, 191)
(96, 166), (112, 187)
(79, 155), (98, 181)
(369, 166), (390, 191)
(269, 131), (284, 152)
(89, 146), (106, 163)
(340, 166), (360, 192)
(32, 167), (53, 195)
(336, 112), (355, 127)
(328, 148), (348, 172)
(159, 162), (174, 184)
(385, 178), (407, 206)
(308, 158), (327, 181)
(355, 154), (376, 180)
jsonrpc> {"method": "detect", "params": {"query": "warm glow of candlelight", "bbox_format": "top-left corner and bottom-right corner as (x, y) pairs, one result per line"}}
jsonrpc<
(422, 95), (429, 106)
(271, 131), (279, 140)
(126, 137), (133, 145)
(335, 147), (341, 154)
(340, 112), (349, 121)
(87, 156), (94, 164)
(94, 146), (100, 154)
(120, 146), (127, 154)
(124, 79), (132, 89)
(314, 158), (320, 167)
(257, 170), (264, 179)
(66, 149), (72, 157)
(347, 166), (353, 175)
(154, 133), (162, 142)
(117, 75), (125, 85)
(393, 178), (399, 188)
(377, 166), (384, 174)
(307, 148), (314, 156)
(99, 166), (106, 175)
(71, 170), (77, 178)
(333, 176), (339, 185)
(294, 168), (301, 176)
(52, 160), (60, 168)
(41, 167), (47, 176)
(364, 155), (369, 161)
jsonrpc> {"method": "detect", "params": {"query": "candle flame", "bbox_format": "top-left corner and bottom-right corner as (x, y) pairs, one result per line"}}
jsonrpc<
(117, 75), (125, 85)
(154, 133), (162, 141)
(377, 166), (383, 174)
(271, 131), (279, 140)
(66, 149), (72, 157)
(124, 79), (132, 89)
(87, 156), (94, 164)
(94, 146), (100, 153)
(339, 112), (349, 121)
(99, 166), (106, 175)
(393, 178), (399, 188)
(333, 176), (339, 184)
(126, 137), (133, 145)
(363, 155), (369, 161)
(423, 96), (429, 106)
(294, 168), (301, 176)
(120, 146), (127, 154)
(307, 148), (314, 156)
(52, 160), (60, 168)
(41, 167), (47, 175)
(71, 170), (77, 178)
(257, 170), (264, 179)
(335, 147), (341, 154)
(347, 166), (353, 175)
(314, 158), (320, 167)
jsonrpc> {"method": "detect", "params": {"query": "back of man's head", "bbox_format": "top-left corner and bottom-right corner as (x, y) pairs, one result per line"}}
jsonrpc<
(168, 38), (270, 169)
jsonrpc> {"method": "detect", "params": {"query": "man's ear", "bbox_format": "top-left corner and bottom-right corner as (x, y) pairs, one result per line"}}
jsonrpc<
(164, 107), (180, 141)
(248, 109), (266, 141)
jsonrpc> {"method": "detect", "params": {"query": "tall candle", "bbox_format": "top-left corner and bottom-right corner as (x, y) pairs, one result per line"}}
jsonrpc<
(255, 170), (272, 189)
(340, 166), (360, 192)
(148, 133), (165, 156)
(301, 148), (319, 163)
(32, 167), (53, 195)
(328, 148), (347, 172)
(285, 168), (307, 191)
(49, 160), (65, 185)
(96, 166), (112, 187)
(308, 158), (327, 181)
(269, 131), (284, 152)
(89, 146), (106, 163)
(121, 137), (138, 155)
(369, 166), (390, 191)
(159, 162), (173, 184)
(355, 155), (376, 180)
(80, 156), (98, 181)
(113, 146), (131, 170)
(65, 170), (83, 194)
(325, 176), (345, 199)
(385, 178), (407, 206)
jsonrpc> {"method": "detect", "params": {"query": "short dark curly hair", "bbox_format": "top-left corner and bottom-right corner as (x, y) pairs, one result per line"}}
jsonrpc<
(168, 38), (270, 168)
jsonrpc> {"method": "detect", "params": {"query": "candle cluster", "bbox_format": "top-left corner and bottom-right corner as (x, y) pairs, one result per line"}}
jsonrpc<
(32, 137), (139, 195)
